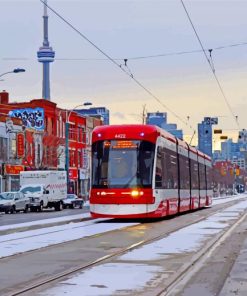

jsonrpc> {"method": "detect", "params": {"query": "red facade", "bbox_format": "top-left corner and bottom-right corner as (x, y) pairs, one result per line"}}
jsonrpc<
(0, 91), (102, 195)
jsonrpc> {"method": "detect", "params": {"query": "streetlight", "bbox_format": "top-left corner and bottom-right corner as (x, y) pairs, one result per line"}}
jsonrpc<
(0, 68), (26, 79)
(65, 102), (92, 193)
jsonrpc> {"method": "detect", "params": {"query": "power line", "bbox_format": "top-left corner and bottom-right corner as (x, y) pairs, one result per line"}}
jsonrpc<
(39, 0), (194, 131)
(180, 0), (240, 129)
(3, 40), (247, 61)
(123, 41), (247, 60)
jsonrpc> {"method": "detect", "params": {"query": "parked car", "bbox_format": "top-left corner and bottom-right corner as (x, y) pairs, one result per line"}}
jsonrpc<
(63, 194), (84, 209)
(0, 192), (30, 214)
(236, 184), (245, 193)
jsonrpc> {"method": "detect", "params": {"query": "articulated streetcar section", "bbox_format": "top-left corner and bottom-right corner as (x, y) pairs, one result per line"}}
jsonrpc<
(1, 195), (247, 296)
(90, 125), (213, 218)
(1, 124), (247, 296)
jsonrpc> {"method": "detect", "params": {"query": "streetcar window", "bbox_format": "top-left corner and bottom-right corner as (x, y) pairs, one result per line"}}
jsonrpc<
(190, 159), (199, 190)
(199, 163), (207, 190)
(178, 154), (190, 190)
(206, 166), (213, 190)
(92, 140), (155, 189)
(155, 146), (163, 188)
(166, 149), (178, 189)
(155, 146), (178, 189)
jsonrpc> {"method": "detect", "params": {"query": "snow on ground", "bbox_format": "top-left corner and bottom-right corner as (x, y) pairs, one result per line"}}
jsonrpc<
(39, 263), (163, 296)
(38, 198), (247, 296)
(212, 193), (246, 205)
(0, 219), (139, 258)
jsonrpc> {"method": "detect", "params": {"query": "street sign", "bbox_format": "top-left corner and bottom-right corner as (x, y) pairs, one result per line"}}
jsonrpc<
(17, 133), (25, 158)
(204, 117), (218, 125)
(220, 136), (228, 140)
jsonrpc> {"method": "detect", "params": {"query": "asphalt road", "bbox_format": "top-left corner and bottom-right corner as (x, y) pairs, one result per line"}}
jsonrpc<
(0, 206), (90, 226)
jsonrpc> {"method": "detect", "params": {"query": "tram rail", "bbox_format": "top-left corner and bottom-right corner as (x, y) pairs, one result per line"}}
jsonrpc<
(6, 198), (247, 296)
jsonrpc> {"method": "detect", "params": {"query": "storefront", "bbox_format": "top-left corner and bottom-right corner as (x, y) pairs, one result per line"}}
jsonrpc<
(68, 168), (78, 195)
(79, 168), (90, 200)
(4, 164), (24, 192)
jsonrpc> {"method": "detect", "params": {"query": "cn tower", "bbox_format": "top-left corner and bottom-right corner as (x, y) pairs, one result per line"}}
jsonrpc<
(37, 0), (55, 101)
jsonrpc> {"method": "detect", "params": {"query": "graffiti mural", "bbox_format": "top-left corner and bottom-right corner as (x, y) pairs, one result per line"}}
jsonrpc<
(9, 108), (44, 131)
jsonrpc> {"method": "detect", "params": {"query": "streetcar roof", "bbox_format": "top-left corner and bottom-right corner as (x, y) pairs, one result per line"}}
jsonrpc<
(92, 124), (211, 162)
(92, 124), (176, 143)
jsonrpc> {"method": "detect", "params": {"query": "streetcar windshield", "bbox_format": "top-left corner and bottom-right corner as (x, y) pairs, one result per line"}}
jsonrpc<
(92, 140), (155, 188)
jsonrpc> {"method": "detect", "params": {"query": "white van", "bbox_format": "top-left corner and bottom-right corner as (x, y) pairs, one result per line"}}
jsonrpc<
(20, 171), (67, 211)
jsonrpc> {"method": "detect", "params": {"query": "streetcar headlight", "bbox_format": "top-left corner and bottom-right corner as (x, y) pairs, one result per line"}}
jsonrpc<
(131, 190), (144, 197)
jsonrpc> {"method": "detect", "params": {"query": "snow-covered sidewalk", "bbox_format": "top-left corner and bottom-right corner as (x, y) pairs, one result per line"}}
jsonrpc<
(0, 212), (91, 232)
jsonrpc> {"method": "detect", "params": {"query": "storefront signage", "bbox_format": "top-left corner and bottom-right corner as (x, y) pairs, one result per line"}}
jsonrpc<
(9, 107), (44, 131)
(69, 168), (78, 180)
(5, 164), (24, 175)
(17, 133), (25, 158)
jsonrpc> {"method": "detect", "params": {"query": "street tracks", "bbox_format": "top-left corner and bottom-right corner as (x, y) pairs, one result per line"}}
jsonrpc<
(5, 198), (247, 296)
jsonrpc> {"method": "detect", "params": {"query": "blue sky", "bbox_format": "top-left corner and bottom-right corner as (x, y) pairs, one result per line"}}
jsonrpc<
(1, 0), (247, 144)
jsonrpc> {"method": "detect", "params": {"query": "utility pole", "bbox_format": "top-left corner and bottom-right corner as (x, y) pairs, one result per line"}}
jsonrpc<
(65, 121), (69, 192)
(142, 104), (146, 124)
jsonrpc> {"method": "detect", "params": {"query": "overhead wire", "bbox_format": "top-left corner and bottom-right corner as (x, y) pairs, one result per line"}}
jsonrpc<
(39, 0), (194, 131)
(180, 0), (240, 129)
(3, 41), (247, 61)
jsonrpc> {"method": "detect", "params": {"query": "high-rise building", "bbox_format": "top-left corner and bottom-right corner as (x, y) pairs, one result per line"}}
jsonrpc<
(198, 117), (218, 157)
(213, 129), (247, 170)
(77, 107), (110, 125)
(146, 112), (183, 140)
(238, 129), (247, 144)
(146, 112), (167, 127)
(37, 0), (55, 100)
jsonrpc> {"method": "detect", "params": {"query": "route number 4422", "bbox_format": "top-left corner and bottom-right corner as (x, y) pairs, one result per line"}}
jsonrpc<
(115, 134), (126, 139)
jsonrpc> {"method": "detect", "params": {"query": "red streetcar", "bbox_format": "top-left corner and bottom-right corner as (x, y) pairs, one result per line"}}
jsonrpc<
(90, 125), (213, 219)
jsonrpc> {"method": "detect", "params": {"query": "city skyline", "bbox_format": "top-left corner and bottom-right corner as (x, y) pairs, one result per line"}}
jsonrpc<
(1, 0), (247, 145)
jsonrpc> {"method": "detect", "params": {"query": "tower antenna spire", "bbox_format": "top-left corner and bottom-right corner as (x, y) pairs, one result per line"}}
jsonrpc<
(44, 0), (48, 16)
(37, 0), (55, 101)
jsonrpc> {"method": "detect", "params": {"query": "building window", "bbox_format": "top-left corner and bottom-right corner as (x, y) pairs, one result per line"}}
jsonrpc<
(63, 121), (65, 138)
(0, 137), (8, 162)
(37, 144), (41, 165)
(9, 137), (17, 159)
(57, 119), (59, 137)
(78, 150), (82, 167)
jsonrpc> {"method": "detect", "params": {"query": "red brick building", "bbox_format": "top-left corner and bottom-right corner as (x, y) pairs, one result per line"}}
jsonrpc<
(0, 111), (25, 192)
(0, 91), (102, 196)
